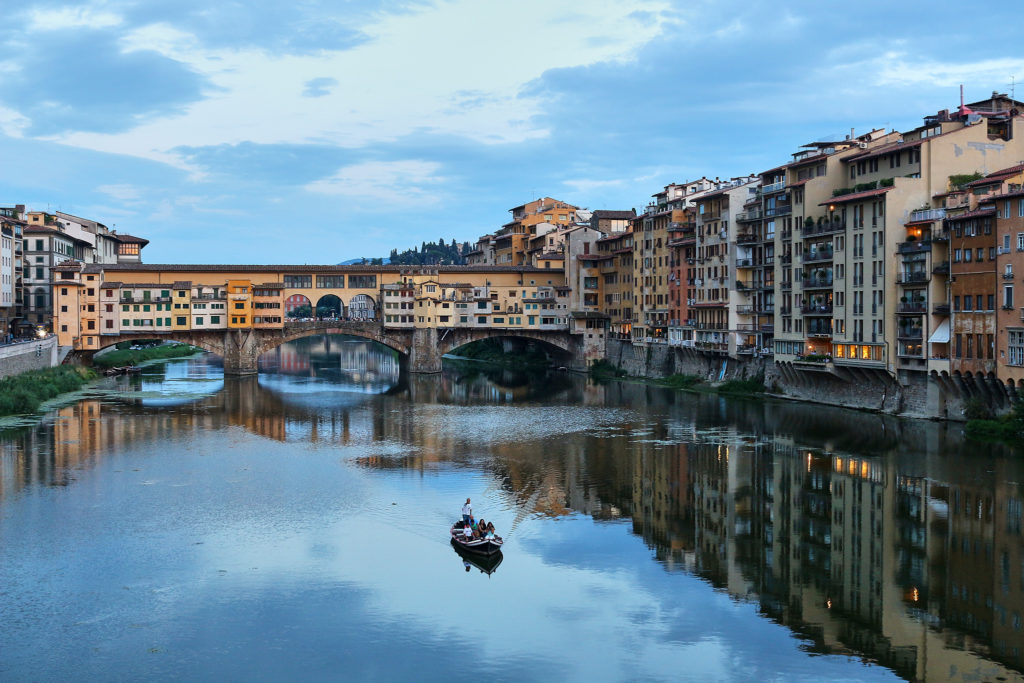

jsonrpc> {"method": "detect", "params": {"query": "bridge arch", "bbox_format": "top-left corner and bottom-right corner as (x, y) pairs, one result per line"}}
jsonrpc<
(285, 294), (312, 317)
(348, 294), (377, 320)
(315, 294), (343, 318)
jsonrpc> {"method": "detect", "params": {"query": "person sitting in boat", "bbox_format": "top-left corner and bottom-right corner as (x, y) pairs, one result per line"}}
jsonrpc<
(475, 518), (485, 538)
(462, 523), (473, 541)
(485, 522), (496, 539)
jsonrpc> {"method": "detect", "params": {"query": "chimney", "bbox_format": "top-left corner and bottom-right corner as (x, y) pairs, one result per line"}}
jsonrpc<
(15, 204), (24, 217)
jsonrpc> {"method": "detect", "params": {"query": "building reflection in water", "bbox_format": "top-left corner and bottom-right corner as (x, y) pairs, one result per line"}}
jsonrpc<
(4, 344), (1024, 680)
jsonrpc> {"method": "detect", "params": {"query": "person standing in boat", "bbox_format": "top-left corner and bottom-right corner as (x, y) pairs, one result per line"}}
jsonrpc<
(462, 498), (472, 525)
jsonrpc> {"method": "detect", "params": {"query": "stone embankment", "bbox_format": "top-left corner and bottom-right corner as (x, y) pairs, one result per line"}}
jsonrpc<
(0, 336), (58, 380)
(604, 340), (966, 421)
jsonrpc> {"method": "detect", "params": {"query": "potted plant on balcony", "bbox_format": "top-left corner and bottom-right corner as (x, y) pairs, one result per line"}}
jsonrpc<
(805, 217), (814, 228)
(900, 296), (908, 304)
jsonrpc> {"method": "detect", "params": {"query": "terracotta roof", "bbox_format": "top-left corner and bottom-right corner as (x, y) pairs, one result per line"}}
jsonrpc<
(946, 206), (997, 220)
(95, 263), (563, 274)
(53, 259), (81, 270)
(788, 178), (812, 187)
(843, 138), (925, 163)
(966, 163), (1024, 187)
(819, 187), (893, 206)
(114, 233), (149, 245)
(100, 281), (123, 288)
(590, 210), (637, 220)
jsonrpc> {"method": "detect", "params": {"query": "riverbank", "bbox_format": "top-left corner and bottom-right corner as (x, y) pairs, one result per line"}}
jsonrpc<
(0, 366), (97, 417)
(590, 361), (767, 398)
(93, 342), (201, 368)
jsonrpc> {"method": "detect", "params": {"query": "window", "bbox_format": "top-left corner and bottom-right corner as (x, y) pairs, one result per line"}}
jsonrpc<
(1009, 330), (1024, 366)
(348, 275), (376, 289)
(196, 317), (203, 326)
(283, 275), (312, 288)
(234, 302), (245, 309)
(1018, 233), (1024, 251)
(210, 316), (220, 324)
(176, 317), (187, 326)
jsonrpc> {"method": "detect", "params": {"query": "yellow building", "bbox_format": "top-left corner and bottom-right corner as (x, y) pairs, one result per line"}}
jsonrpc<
(227, 280), (252, 328)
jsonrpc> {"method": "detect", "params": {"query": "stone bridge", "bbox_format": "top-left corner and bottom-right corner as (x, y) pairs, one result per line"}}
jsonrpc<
(72, 320), (583, 374)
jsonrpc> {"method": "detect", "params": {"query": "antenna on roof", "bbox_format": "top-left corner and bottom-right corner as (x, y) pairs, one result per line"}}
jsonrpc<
(1011, 75), (1016, 100)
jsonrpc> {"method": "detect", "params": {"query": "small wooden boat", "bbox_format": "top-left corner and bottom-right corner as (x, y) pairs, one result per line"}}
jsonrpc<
(450, 521), (503, 556)
(452, 543), (503, 575)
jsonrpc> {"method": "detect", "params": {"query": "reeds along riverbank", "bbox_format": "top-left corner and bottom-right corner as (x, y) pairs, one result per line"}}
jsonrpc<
(0, 366), (96, 417)
(92, 343), (199, 368)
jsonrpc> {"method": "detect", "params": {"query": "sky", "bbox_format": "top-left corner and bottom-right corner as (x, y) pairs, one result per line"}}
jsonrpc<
(1, 1), (1023, 265)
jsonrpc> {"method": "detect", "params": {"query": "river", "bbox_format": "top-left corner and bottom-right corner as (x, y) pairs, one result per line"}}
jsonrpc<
(1, 335), (1022, 681)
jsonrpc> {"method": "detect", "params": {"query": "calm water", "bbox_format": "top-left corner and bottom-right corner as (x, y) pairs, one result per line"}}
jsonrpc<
(2, 336), (1023, 681)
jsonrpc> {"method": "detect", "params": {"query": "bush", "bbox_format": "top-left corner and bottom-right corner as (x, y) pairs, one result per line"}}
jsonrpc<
(93, 343), (199, 368)
(964, 397), (993, 421)
(590, 358), (626, 378)
(660, 374), (702, 389)
(717, 373), (766, 395)
(0, 366), (96, 417)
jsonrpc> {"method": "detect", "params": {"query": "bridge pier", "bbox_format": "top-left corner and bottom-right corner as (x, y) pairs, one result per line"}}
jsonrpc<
(222, 329), (260, 375)
(409, 328), (443, 374)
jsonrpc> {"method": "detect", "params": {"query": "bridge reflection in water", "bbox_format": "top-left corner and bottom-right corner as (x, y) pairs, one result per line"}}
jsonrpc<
(3, 347), (1024, 680)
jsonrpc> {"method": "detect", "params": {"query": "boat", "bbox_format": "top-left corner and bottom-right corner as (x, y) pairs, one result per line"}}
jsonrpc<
(102, 365), (141, 376)
(450, 521), (503, 556)
(452, 543), (503, 575)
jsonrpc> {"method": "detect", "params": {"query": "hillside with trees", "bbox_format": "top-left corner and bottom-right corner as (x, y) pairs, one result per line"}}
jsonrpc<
(388, 239), (471, 266)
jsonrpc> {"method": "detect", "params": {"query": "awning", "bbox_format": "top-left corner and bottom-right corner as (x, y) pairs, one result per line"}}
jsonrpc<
(928, 319), (950, 344)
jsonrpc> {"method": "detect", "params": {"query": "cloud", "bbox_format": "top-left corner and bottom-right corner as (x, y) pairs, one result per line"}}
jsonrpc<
(173, 141), (351, 185)
(0, 29), (208, 136)
(305, 160), (447, 206)
(97, 184), (143, 203)
(302, 77), (338, 98)
(26, 6), (123, 31)
(39, 0), (670, 165)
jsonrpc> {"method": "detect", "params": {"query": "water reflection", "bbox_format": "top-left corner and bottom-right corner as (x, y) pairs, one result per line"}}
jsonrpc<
(3, 342), (1024, 679)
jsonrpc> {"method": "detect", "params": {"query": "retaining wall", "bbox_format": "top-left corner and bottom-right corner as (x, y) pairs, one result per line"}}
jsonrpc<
(0, 336), (59, 379)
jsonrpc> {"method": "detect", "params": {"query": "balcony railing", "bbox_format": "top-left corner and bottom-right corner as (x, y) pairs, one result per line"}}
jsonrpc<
(897, 303), (927, 313)
(765, 205), (792, 217)
(897, 240), (931, 254)
(803, 248), (834, 263)
(803, 276), (834, 289)
(897, 272), (929, 284)
(803, 221), (844, 237)
(736, 233), (760, 244)
(932, 261), (950, 275)
(801, 304), (833, 315)
(933, 303), (950, 315)
(736, 209), (762, 222)
(909, 208), (946, 223)
(736, 258), (753, 268)
(781, 254), (792, 264)
(761, 180), (786, 194)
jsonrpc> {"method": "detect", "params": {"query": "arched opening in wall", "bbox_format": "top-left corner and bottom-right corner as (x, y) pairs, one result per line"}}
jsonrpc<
(257, 333), (402, 394)
(315, 294), (343, 320)
(447, 335), (571, 369)
(286, 294), (313, 319)
(348, 294), (376, 320)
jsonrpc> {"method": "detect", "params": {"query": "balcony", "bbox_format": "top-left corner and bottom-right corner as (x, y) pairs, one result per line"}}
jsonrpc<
(765, 205), (792, 217)
(757, 256), (775, 267)
(897, 302), (927, 314)
(1004, 271), (1016, 280)
(933, 303), (950, 315)
(806, 324), (833, 337)
(897, 240), (931, 254)
(932, 261), (950, 275)
(897, 330), (924, 340)
(736, 258), (754, 268)
(803, 276), (834, 289)
(761, 180), (787, 194)
(781, 281), (792, 290)
(909, 208), (946, 223)
(736, 208), (762, 222)
(736, 233), (760, 245)
(803, 248), (834, 264)
(735, 280), (752, 291)
(755, 305), (775, 315)
(781, 254), (792, 265)
(803, 220), (844, 238)
(897, 272), (929, 284)
(801, 304), (833, 315)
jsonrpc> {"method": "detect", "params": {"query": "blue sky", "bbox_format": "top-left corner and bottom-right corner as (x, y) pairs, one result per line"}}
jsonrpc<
(1, 1), (1022, 264)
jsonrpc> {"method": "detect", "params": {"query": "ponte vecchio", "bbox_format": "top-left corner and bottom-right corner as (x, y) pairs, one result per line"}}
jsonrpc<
(52, 262), (599, 374)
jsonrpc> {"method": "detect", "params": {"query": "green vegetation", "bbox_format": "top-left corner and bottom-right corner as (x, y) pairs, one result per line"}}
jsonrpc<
(93, 342), (200, 368)
(451, 338), (551, 368)
(879, 177), (895, 187)
(389, 238), (471, 266)
(0, 366), (97, 417)
(965, 400), (1024, 443)
(949, 172), (983, 191)
(590, 358), (627, 379)
(716, 374), (766, 396)
(658, 373), (702, 389)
